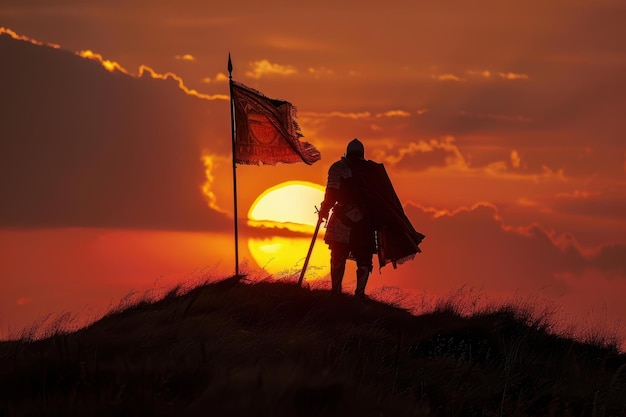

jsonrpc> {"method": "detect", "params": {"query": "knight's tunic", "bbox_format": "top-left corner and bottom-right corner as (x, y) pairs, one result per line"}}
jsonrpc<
(323, 158), (373, 251)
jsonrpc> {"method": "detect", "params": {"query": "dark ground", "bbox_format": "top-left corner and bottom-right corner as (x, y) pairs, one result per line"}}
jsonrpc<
(1, 276), (625, 416)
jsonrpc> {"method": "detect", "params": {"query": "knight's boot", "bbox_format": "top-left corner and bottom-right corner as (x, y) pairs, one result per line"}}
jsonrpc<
(330, 262), (345, 295)
(355, 266), (370, 299)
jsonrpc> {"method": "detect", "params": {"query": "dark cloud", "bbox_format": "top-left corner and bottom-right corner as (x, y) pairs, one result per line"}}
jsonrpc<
(0, 35), (230, 230)
(398, 203), (626, 296)
(591, 244), (626, 275)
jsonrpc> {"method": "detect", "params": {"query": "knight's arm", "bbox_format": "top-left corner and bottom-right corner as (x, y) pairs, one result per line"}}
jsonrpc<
(320, 187), (340, 219)
(319, 162), (344, 219)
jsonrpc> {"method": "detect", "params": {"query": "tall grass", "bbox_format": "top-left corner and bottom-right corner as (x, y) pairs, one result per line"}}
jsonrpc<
(1, 276), (625, 417)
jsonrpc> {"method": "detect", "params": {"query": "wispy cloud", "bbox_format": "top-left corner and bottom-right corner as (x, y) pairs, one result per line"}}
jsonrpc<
(137, 65), (228, 100)
(175, 54), (196, 61)
(378, 137), (469, 170)
(482, 159), (567, 181)
(499, 72), (529, 80)
(466, 69), (492, 78)
(3, 28), (228, 105)
(201, 73), (229, 83)
(308, 66), (334, 78)
(300, 111), (372, 119)
(380, 136), (569, 182)
(511, 150), (521, 168)
(200, 153), (228, 213)
(245, 59), (297, 79)
(1, 26), (60, 48)
(376, 110), (411, 118)
(465, 70), (529, 80)
(76, 50), (227, 100)
(432, 73), (463, 82)
(301, 109), (413, 120)
(78, 49), (128, 73)
(263, 35), (328, 51)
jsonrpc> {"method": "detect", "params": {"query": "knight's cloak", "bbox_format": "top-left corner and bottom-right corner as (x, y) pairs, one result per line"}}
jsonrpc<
(351, 159), (425, 269)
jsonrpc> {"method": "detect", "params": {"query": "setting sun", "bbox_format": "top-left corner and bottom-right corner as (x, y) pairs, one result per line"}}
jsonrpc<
(248, 181), (324, 231)
(247, 181), (329, 278)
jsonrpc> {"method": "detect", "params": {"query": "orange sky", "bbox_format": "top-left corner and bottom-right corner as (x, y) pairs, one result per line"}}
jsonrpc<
(1, 1), (625, 345)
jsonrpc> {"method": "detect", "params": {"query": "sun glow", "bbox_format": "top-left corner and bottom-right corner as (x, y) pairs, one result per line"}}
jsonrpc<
(248, 181), (325, 232)
(247, 181), (330, 278)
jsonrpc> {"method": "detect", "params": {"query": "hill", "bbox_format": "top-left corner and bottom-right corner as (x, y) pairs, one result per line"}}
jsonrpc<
(1, 277), (625, 416)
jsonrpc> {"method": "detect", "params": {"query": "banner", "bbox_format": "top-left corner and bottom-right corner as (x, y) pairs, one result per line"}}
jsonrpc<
(231, 81), (321, 165)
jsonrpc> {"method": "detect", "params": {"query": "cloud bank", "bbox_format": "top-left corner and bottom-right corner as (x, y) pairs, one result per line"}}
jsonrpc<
(0, 34), (230, 231)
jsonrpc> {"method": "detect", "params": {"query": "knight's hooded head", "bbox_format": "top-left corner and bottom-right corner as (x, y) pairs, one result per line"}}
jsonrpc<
(346, 138), (365, 160)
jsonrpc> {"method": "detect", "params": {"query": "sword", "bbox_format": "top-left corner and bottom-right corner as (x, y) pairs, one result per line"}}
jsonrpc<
(298, 206), (324, 286)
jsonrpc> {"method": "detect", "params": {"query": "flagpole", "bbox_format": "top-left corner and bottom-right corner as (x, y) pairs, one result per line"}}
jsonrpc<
(228, 53), (240, 277)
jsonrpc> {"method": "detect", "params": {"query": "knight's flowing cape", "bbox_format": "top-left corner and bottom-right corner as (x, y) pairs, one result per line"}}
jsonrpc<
(351, 159), (425, 269)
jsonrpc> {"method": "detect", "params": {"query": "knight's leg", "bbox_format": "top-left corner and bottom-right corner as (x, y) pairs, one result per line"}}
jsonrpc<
(350, 222), (375, 299)
(330, 244), (349, 294)
(354, 265), (371, 298)
(354, 250), (373, 298)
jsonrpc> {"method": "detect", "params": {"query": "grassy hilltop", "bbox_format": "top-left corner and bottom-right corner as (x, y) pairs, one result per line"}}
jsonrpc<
(1, 277), (625, 417)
